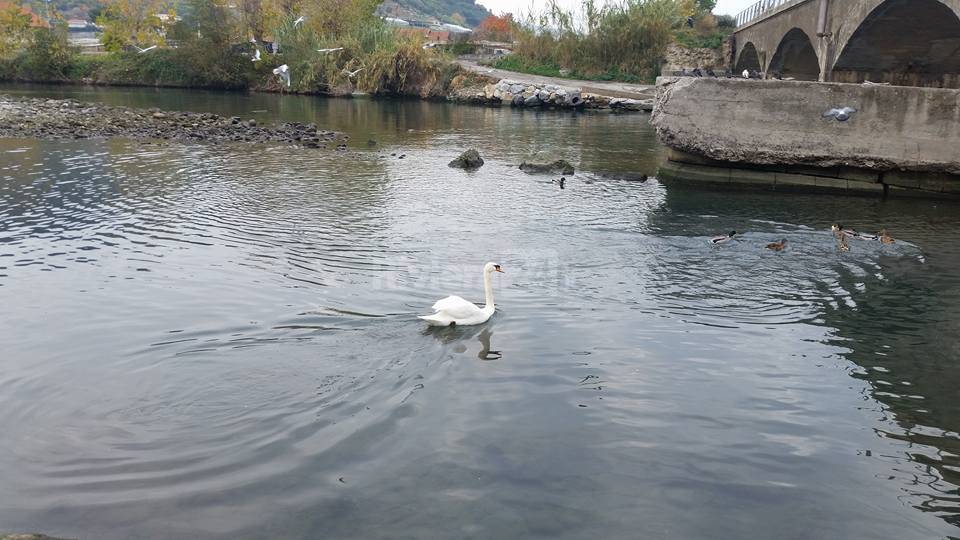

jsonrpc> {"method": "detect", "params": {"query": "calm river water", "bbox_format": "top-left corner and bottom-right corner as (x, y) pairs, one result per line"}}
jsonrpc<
(1, 84), (959, 539)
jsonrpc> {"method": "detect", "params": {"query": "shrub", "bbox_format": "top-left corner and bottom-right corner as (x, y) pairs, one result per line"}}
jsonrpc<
(716, 14), (736, 28)
(19, 26), (75, 81)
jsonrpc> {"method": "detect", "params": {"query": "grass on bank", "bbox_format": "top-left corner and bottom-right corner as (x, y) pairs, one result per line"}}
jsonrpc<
(492, 55), (644, 83)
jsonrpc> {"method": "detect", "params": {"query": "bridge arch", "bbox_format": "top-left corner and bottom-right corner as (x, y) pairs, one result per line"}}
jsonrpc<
(832, 0), (960, 87)
(735, 42), (762, 74)
(768, 28), (820, 80)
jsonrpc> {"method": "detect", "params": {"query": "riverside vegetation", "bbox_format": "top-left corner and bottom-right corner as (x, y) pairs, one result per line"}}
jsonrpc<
(0, 0), (732, 95)
(489, 0), (733, 83)
(0, 0), (477, 97)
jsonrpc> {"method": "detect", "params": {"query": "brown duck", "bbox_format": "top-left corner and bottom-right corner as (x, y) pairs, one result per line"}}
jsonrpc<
(766, 239), (787, 251)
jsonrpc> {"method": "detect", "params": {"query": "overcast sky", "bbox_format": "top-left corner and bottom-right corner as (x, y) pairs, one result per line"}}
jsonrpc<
(477, 0), (757, 17)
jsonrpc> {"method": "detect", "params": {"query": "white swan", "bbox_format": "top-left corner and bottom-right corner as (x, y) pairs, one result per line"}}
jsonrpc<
(420, 262), (503, 326)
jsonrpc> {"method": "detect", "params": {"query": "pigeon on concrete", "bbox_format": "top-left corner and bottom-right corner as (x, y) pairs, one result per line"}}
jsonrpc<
(823, 107), (857, 121)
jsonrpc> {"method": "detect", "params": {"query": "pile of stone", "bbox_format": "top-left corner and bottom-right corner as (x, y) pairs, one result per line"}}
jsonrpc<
(484, 80), (584, 108)
(0, 95), (342, 148)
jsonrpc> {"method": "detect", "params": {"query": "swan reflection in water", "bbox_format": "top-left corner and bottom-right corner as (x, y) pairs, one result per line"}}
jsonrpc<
(425, 325), (502, 361)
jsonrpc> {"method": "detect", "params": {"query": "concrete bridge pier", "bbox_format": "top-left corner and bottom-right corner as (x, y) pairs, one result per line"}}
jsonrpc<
(651, 77), (960, 199)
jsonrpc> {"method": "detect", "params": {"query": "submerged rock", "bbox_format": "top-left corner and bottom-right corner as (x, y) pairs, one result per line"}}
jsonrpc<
(449, 149), (485, 169)
(520, 152), (573, 175)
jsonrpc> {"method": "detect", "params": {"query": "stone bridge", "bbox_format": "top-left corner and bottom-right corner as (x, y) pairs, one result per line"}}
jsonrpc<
(733, 0), (960, 87)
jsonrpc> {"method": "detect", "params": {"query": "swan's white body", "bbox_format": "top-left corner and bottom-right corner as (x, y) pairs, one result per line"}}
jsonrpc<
(420, 262), (501, 326)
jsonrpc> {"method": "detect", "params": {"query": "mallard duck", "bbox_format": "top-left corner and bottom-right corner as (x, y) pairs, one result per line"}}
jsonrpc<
(711, 231), (737, 244)
(879, 229), (895, 244)
(766, 239), (787, 251)
(832, 224), (875, 240)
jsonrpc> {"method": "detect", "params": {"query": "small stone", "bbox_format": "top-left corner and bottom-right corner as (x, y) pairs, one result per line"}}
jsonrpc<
(152, 112), (166, 119)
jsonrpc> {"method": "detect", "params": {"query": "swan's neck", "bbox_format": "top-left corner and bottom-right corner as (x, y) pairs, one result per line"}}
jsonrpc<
(483, 270), (495, 309)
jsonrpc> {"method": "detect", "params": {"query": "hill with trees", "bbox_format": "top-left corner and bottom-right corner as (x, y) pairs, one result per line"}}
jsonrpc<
(376, 0), (489, 27)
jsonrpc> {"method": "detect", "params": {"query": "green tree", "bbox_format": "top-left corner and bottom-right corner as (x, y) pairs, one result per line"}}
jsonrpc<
(96, 0), (165, 51)
(21, 22), (75, 79)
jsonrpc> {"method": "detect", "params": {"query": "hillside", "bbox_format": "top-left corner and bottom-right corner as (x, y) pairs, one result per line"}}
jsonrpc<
(377, 0), (490, 27)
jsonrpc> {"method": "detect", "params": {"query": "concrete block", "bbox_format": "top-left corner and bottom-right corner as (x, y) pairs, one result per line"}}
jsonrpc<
(846, 179), (885, 194)
(838, 167), (881, 183)
(777, 165), (839, 178)
(668, 148), (727, 166)
(651, 78), (960, 184)
(883, 171), (920, 188)
(730, 168), (776, 186)
(657, 161), (730, 183)
(774, 172), (818, 187)
(813, 176), (849, 190)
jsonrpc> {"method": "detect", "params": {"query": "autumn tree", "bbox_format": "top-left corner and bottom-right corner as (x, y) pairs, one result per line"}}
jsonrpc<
(475, 13), (513, 42)
(0, 0), (33, 57)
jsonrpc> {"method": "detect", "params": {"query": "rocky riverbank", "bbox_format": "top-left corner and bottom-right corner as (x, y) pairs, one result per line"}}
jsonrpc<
(0, 95), (342, 147)
(448, 78), (654, 111)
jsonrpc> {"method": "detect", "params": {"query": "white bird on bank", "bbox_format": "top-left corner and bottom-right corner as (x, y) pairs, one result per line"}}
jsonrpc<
(420, 262), (504, 327)
(134, 44), (157, 54)
(742, 69), (749, 79)
(252, 48), (261, 62)
(317, 47), (344, 54)
(273, 64), (291, 87)
(294, 16), (305, 26)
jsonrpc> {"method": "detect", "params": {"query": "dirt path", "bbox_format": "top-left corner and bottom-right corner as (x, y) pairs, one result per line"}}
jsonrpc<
(457, 58), (656, 100)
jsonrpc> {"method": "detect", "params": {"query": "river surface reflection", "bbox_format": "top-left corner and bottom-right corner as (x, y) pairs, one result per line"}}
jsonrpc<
(1, 84), (958, 539)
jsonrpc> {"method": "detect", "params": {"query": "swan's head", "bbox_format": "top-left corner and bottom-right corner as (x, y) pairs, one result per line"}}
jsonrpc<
(484, 262), (504, 274)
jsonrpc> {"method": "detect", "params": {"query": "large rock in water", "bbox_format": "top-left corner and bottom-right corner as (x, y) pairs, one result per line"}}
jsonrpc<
(449, 149), (485, 169)
(519, 153), (575, 175)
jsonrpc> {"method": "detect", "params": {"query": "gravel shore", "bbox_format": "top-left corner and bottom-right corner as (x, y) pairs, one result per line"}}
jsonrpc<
(0, 95), (341, 147)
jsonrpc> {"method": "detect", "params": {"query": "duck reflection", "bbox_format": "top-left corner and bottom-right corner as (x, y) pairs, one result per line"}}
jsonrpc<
(424, 325), (502, 361)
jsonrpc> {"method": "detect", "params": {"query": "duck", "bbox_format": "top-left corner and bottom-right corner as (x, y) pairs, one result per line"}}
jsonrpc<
(766, 238), (787, 251)
(711, 231), (737, 244)
(420, 262), (504, 327)
(837, 234), (850, 252)
(879, 229), (895, 244)
(831, 224), (873, 240)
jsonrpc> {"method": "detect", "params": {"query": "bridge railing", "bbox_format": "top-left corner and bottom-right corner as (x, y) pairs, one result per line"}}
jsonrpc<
(735, 0), (792, 27)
